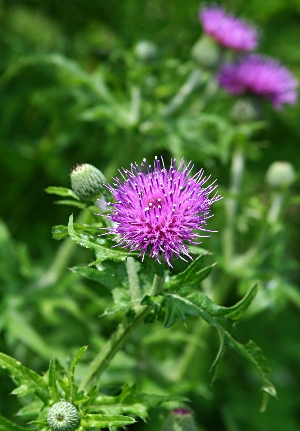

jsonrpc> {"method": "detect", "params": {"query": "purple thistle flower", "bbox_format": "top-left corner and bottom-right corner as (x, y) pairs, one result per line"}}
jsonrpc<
(217, 54), (298, 110)
(199, 5), (258, 51)
(103, 157), (222, 267)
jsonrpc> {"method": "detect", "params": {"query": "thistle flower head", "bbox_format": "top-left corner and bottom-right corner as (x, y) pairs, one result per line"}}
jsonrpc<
(47, 402), (79, 431)
(199, 5), (258, 51)
(218, 54), (298, 110)
(102, 157), (222, 267)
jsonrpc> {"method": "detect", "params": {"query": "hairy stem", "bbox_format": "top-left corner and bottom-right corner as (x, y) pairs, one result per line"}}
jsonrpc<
(79, 274), (165, 392)
(126, 257), (142, 311)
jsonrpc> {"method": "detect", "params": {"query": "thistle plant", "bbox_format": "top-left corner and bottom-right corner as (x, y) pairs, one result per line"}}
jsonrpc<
(0, 2), (299, 431)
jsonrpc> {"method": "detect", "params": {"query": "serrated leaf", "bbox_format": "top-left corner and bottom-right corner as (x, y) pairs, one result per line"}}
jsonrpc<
(53, 223), (103, 241)
(164, 295), (200, 328)
(161, 288), (275, 404)
(67, 346), (88, 403)
(224, 333), (277, 409)
(16, 400), (43, 418)
(0, 353), (49, 404)
(209, 326), (226, 383)
(91, 384), (187, 421)
(103, 289), (131, 316)
(68, 215), (134, 263)
(81, 414), (135, 429)
(45, 186), (79, 200)
(0, 414), (28, 431)
(48, 359), (60, 403)
(141, 295), (166, 315)
(71, 261), (127, 291)
(179, 283), (258, 320)
(164, 254), (214, 291)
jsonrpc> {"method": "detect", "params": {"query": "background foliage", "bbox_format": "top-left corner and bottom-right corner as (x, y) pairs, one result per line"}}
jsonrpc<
(1, 0), (300, 430)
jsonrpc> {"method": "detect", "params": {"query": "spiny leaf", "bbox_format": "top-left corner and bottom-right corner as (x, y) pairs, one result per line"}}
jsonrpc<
(0, 414), (28, 431)
(68, 346), (88, 404)
(68, 214), (134, 263)
(141, 294), (166, 315)
(224, 333), (277, 409)
(71, 261), (127, 291)
(81, 414), (135, 429)
(164, 254), (214, 291)
(179, 283), (258, 320)
(53, 223), (102, 241)
(48, 359), (60, 403)
(164, 295), (200, 328)
(45, 186), (79, 200)
(0, 353), (49, 404)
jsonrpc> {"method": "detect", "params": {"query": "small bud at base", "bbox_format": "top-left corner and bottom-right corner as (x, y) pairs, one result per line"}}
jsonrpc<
(47, 401), (79, 431)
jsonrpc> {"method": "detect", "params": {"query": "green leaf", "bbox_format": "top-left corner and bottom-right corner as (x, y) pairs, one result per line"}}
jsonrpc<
(53, 223), (103, 241)
(224, 334), (277, 409)
(103, 288), (131, 316)
(160, 287), (276, 404)
(91, 384), (187, 421)
(141, 294), (166, 315)
(141, 256), (165, 277)
(45, 186), (79, 200)
(48, 359), (60, 403)
(52, 225), (69, 240)
(179, 283), (258, 320)
(67, 346), (88, 403)
(0, 414), (28, 431)
(16, 401), (44, 419)
(164, 295), (200, 328)
(0, 353), (49, 404)
(209, 326), (226, 383)
(54, 200), (86, 208)
(68, 215), (134, 263)
(71, 261), (127, 291)
(81, 414), (135, 429)
(164, 254), (214, 291)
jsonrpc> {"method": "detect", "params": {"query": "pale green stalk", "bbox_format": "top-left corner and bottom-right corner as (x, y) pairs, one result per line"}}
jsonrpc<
(162, 69), (203, 117)
(126, 256), (142, 312)
(79, 274), (165, 393)
(223, 144), (246, 265)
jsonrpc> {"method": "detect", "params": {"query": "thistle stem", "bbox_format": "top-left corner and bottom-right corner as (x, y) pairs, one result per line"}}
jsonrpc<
(162, 69), (203, 117)
(267, 192), (284, 225)
(126, 257), (142, 311)
(223, 144), (246, 264)
(79, 274), (165, 392)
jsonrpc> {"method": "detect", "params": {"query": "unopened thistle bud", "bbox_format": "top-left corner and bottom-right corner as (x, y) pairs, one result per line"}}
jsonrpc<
(161, 408), (197, 431)
(265, 161), (296, 190)
(70, 163), (106, 201)
(134, 40), (158, 62)
(191, 35), (221, 69)
(47, 402), (80, 431)
(230, 97), (262, 123)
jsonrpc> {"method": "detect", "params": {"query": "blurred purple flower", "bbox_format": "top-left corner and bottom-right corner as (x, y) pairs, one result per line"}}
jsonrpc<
(199, 5), (258, 51)
(103, 157), (221, 266)
(218, 54), (298, 110)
